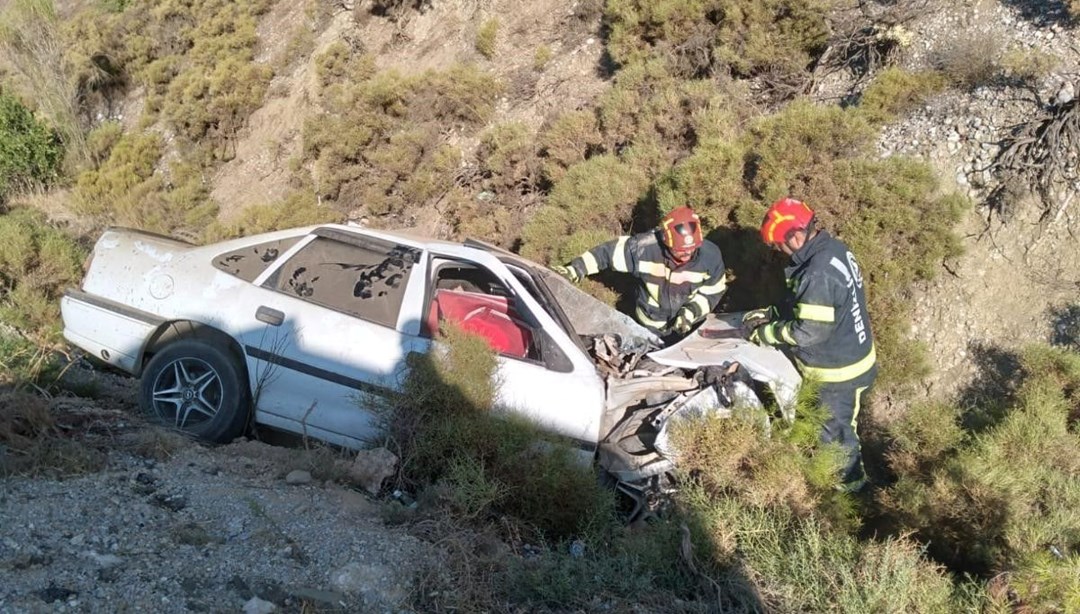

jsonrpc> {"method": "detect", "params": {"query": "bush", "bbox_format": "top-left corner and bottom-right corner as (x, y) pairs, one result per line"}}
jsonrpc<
(378, 324), (617, 541)
(537, 110), (603, 183)
(73, 130), (219, 236)
(656, 100), (967, 392)
(879, 346), (1080, 611)
(520, 154), (649, 266)
(929, 35), (1003, 90)
(999, 48), (1059, 85)
(0, 207), (85, 342)
(604, 0), (832, 89)
(205, 190), (344, 241)
(303, 48), (501, 219)
(475, 18), (498, 59)
(858, 67), (948, 124)
(0, 92), (64, 200)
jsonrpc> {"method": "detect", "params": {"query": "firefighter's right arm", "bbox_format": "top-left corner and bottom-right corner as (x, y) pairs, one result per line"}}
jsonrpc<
(753, 272), (839, 347)
(565, 236), (636, 280)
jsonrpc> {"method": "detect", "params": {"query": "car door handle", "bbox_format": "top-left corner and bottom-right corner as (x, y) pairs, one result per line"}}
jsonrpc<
(256, 306), (284, 326)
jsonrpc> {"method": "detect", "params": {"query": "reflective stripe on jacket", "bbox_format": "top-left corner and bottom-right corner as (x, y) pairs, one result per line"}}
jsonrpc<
(757, 230), (876, 384)
(568, 231), (726, 333)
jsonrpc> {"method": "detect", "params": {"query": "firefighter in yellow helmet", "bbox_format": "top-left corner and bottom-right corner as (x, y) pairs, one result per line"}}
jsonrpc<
(552, 206), (727, 340)
(744, 197), (878, 492)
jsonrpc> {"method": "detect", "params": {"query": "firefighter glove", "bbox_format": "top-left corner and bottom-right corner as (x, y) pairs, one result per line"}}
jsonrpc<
(742, 306), (775, 327)
(551, 264), (580, 283)
(672, 311), (695, 335)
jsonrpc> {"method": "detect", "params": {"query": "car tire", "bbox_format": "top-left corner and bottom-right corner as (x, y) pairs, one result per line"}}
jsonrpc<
(138, 339), (250, 443)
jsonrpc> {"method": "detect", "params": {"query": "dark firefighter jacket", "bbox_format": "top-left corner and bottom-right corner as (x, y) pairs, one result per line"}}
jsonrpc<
(756, 230), (876, 384)
(567, 231), (727, 334)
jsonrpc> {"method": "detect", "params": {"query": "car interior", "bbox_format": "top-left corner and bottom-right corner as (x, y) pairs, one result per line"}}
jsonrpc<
(424, 261), (540, 361)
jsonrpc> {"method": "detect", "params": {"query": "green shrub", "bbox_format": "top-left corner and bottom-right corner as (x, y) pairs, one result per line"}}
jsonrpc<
(475, 18), (498, 59)
(680, 490), (971, 612)
(656, 100), (966, 392)
(61, 0), (274, 151)
(205, 190), (344, 241)
(520, 154), (648, 266)
(537, 110), (603, 183)
(73, 130), (219, 236)
(0, 207), (85, 342)
(533, 44), (552, 71)
(859, 67), (948, 124)
(0, 0), (88, 166)
(880, 346), (1080, 610)
(304, 51), (501, 219)
(1072, 0), (1080, 21)
(604, 0), (832, 87)
(378, 324), (617, 540)
(0, 92), (64, 200)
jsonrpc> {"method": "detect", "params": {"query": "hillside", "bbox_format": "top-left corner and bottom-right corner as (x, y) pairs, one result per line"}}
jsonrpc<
(2, 0), (1080, 611)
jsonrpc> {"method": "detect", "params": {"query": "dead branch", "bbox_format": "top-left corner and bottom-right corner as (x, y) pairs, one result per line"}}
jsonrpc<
(987, 87), (1080, 222)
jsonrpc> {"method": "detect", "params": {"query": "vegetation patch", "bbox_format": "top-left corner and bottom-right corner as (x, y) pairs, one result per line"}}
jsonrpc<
(0, 207), (85, 343)
(0, 92), (64, 201)
(0, 390), (107, 477)
(304, 45), (501, 223)
(604, 0), (833, 92)
(879, 345), (1080, 611)
(73, 130), (218, 236)
(377, 324), (616, 541)
(858, 67), (948, 124)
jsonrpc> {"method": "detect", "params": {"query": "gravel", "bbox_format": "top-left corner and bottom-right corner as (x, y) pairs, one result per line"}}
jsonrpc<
(0, 438), (436, 613)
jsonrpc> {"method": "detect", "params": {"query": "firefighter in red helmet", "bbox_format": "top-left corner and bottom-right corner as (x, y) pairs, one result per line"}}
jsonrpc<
(552, 206), (727, 340)
(745, 197), (878, 492)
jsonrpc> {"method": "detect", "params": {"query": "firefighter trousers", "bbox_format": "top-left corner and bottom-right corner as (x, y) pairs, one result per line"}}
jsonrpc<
(817, 366), (877, 488)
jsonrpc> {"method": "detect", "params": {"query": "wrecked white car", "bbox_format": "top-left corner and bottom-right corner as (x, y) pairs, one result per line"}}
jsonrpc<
(61, 224), (800, 512)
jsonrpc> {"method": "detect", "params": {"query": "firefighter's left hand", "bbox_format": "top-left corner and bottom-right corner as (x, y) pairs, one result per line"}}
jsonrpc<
(672, 312), (695, 335)
(745, 323), (765, 345)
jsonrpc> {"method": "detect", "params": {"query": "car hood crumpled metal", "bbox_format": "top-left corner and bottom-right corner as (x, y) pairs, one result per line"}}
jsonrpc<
(543, 274), (800, 417)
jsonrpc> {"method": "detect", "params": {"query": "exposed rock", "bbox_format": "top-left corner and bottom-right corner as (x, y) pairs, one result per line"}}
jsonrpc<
(284, 469), (312, 485)
(338, 447), (398, 494)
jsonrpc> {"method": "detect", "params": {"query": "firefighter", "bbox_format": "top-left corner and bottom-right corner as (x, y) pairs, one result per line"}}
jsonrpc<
(744, 197), (877, 492)
(551, 206), (727, 340)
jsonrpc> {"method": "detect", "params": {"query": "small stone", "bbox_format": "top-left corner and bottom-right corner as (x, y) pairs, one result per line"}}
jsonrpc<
(243, 597), (277, 614)
(285, 470), (312, 485)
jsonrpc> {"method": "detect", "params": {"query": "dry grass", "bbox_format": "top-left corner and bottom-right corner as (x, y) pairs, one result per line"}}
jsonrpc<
(0, 391), (106, 477)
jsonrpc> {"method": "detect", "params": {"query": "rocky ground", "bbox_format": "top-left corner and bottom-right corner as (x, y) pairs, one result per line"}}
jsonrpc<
(1, 370), (437, 614)
(4, 1), (1080, 612)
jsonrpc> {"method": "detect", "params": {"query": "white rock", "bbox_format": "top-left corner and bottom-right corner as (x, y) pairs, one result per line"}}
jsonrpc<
(285, 470), (312, 485)
(243, 597), (277, 614)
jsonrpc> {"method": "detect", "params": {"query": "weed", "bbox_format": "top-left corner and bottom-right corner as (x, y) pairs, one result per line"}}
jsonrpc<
(858, 67), (948, 124)
(999, 47), (1059, 85)
(533, 44), (552, 71)
(930, 35), (1003, 90)
(0, 390), (107, 477)
(376, 324), (617, 541)
(475, 18), (498, 59)
(124, 427), (192, 461)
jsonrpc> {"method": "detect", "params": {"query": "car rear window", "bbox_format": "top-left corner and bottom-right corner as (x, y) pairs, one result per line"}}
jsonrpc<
(213, 237), (302, 282)
(266, 235), (420, 328)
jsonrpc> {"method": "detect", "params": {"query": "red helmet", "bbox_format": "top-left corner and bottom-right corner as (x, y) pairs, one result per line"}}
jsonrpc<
(660, 206), (703, 263)
(760, 198), (814, 247)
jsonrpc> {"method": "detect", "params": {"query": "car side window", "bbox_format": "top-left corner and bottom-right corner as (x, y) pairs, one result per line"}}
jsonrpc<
(212, 237), (302, 282)
(265, 235), (419, 328)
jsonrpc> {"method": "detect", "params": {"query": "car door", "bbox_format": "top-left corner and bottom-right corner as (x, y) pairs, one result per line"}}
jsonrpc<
(238, 228), (428, 448)
(417, 255), (606, 450)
